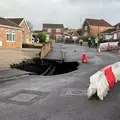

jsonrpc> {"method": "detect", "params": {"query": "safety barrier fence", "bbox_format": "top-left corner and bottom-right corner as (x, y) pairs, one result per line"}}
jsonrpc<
(87, 62), (120, 100)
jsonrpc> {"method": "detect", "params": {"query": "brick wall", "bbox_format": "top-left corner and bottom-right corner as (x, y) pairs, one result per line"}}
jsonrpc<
(41, 41), (52, 58)
(0, 27), (22, 49)
(90, 26), (113, 36)
(20, 20), (32, 43)
(44, 28), (63, 39)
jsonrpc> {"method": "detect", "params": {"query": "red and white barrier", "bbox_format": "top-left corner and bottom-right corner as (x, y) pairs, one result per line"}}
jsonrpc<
(87, 71), (101, 99)
(99, 42), (118, 51)
(87, 62), (120, 100)
(111, 62), (120, 82)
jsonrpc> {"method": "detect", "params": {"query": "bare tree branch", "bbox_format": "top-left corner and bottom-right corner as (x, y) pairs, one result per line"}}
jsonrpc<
(27, 21), (33, 31)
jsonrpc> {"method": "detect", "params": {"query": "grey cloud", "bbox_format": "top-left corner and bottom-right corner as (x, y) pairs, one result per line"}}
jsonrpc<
(0, 0), (120, 29)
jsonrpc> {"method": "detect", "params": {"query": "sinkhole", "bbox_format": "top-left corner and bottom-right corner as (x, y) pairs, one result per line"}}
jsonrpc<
(10, 58), (80, 76)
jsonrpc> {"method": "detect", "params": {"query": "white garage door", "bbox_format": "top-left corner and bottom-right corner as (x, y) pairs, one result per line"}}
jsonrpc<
(114, 33), (117, 39)
(56, 34), (62, 39)
(104, 35), (113, 40)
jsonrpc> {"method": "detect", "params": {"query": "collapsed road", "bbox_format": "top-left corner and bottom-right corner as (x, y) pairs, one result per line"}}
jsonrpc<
(11, 44), (80, 76)
(0, 43), (120, 120)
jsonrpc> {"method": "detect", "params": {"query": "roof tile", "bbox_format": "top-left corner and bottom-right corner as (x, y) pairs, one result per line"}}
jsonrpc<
(43, 24), (64, 28)
(0, 17), (21, 28)
(86, 18), (112, 27)
(7, 18), (24, 25)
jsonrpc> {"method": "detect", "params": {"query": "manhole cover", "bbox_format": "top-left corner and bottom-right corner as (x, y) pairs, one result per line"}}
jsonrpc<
(61, 88), (86, 96)
(0, 90), (49, 105)
(9, 93), (38, 102)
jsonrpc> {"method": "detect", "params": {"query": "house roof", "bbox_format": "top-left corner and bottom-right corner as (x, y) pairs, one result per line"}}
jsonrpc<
(43, 24), (64, 28)
(114, 22), (120, 27)
(101, 28), (116, 34)
(86, 18), (112, 27)
(63, 32), (71, 36)
(68, 28), (82, 36)
(7, 18), (24, 25)
(0, 17), (21, 28)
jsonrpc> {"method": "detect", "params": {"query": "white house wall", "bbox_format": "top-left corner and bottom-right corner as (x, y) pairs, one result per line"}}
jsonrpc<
(72, 36), (78, 40)
(113, 33), (117, 39)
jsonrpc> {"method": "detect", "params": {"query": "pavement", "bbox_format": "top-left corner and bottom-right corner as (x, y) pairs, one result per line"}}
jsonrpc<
(0, 48), (40, 69)
(0, 43), (120, 120)
(0, 69), (33, 82)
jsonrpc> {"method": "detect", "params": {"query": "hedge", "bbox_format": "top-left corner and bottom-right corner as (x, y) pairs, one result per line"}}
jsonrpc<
(22, 43), (43, 49)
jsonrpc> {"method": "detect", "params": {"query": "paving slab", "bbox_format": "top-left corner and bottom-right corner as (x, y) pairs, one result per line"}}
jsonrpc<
(43, 50), (63, 61)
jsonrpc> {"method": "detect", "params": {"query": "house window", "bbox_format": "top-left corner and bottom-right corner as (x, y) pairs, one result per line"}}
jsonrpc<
(6, 30), (16, 42)
(118, 32), (120, 39)
(85, 26), (88, 30)
(114, 33), (117, 40)
(56, 29), (61, 32)
(48, 28), (51, 33)
(117, 25), (119, 30)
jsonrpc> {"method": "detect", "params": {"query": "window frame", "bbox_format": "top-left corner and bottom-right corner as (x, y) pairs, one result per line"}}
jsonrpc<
(85, 26), (88, 31)
(118, 32), (120, 39)
(6, 30), (16, 42)
(56, 29), (61, 32)
(48, 28), (51, 33)
(117, 25), (119, 30)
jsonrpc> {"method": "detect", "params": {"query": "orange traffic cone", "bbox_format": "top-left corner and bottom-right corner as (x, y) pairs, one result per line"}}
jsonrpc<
(81, 53), (88, 63)
(98, 47), (101, 55)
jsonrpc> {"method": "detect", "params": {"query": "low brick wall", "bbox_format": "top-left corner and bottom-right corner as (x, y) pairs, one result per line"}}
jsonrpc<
(41, 41), (52, 58)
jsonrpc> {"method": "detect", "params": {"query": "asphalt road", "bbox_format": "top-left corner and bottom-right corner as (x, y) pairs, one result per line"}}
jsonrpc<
(0, 43), (120, 120)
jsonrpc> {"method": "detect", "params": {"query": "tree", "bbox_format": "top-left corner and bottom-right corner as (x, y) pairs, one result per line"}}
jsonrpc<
(37, 32), (46, 43)
(27, 21), (33, 31)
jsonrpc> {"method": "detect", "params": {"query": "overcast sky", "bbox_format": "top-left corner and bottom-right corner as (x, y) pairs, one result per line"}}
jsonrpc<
(0, 0), (120, 30)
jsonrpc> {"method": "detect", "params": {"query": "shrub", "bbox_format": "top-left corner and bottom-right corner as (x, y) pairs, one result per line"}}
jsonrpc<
(37, 32), (46, 43)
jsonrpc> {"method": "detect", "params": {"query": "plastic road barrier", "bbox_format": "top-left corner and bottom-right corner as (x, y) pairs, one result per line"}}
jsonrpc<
(87, 62), (120, 100)
(111, 62), (120, 82)
(101, 66), (116, 89)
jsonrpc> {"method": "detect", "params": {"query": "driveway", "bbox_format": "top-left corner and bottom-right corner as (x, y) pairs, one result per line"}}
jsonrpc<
(0, 48), (40, 69)
(0, 43), (119, 120)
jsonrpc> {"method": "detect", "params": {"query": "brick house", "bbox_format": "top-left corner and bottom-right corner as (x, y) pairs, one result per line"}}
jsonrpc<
(7, 18), (32, 43)
(82, 18), (113, 36)
(112, 23), (120, 40)
(100, 22), (120, 40)
(43, 24), (64, 40)
(100, 29), (116, 40)
(0, 17), (22, 49)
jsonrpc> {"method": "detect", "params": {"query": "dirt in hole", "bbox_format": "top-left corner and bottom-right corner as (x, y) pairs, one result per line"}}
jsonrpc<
(10, 57), (80, 76)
